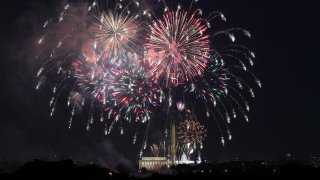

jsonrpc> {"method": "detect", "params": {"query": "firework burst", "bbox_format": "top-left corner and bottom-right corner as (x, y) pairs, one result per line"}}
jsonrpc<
(145, 10), (210, 86)
(105, 56), (162, 124)
(70, 52), (162, 133)
(175, 112), (207, 160)
(91, 10), (140, 57)
(177, 115), (207, 147)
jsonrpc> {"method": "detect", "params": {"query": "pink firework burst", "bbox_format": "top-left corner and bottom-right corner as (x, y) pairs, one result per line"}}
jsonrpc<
(145, 10), (210, 86)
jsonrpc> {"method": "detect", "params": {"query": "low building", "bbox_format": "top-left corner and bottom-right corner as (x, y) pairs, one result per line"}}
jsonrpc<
(139, 157), (168, 171)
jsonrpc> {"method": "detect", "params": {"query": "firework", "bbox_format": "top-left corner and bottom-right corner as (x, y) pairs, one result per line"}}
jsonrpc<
(34, 0), (261, 155)
(145, 1), (261, 147)
(35, 1), (150, 133)
(150, 144), (160, 157)
(177, 115), (207, 147)
(145, 10), (210, 86)
(176, 101), (185, 112)
(104, 55), (162, 124)
(176, 113), (207, 160)
(70, 52), (162, 132)
(91, 10), (140, 57)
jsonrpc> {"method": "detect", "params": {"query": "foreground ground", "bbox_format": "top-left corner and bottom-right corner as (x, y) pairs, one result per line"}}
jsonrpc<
(0, 159), (319, 179)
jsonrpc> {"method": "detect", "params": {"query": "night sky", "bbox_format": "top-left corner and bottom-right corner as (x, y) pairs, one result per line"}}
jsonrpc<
(0, 0), (319, 169)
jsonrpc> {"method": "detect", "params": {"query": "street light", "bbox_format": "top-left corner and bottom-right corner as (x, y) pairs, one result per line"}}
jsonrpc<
(108, 172), (113, 180)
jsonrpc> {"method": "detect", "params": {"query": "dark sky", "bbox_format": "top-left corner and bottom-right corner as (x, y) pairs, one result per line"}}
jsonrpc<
(0, 0), (319, 168)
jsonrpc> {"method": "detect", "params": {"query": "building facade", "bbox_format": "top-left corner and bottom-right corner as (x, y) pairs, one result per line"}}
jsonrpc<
(138, 157), (168, 171)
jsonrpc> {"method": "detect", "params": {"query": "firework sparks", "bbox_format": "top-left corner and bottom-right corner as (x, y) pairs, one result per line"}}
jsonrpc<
(177, 115), (207, 147)
(92, 10), (140, 57)
(34, 0), (261, 154)
(145, 10), (210, 86)
(150, 144), (160, 157)
(176, 113), (207, 160)
(71, 53), (162, 132)
(105, 56), (162, 123)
